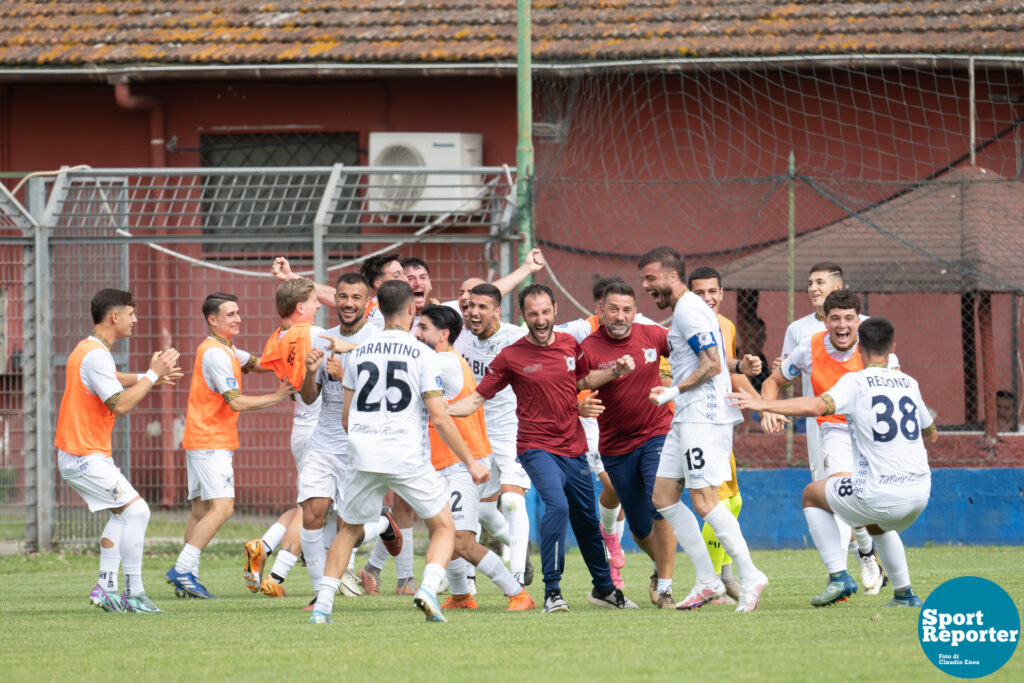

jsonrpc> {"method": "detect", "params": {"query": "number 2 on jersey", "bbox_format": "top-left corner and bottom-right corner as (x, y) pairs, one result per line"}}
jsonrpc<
(871, 395), (919, 442)
(355, 360), (413, 412)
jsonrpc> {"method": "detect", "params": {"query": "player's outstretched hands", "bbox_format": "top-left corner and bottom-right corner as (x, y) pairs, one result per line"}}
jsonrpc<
(726, 388), (760, 411)
(525, 247), (545, 273)
(579, 390), (604, 418)
(739, 354), (762, 376)
(319, 335), (357, 354)
(726, 388), (788, 432)
(325, 352), (344, 381)
(275, 377), (296, 401)
(468, 459), (490, 486)
(150, 349), (183, 385)
(614, 354), (635, 378)
(271, 256), (295, 282)
(305, 347), (324, 374)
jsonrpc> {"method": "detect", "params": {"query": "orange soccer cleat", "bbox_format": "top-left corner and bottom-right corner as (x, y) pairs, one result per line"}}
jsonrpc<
(441, 593), (479, 610)
(507, 590), (536, 611)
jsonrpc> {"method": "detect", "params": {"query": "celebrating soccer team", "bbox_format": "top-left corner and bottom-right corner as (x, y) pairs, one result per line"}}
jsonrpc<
(55, 246), (934, 619)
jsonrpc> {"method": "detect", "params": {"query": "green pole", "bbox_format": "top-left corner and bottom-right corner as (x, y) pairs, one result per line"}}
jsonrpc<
(516, 0), (535, 284)
(785, 151), (795, 466)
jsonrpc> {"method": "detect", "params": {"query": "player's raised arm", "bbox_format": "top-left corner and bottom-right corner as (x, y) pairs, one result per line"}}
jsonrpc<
(649, 345), (719, 406)
(727, 387), (826, 420)
(300, 347), (325, 405)
(271, 256), (337, 307)
(108, 348), (182, 416)
(490, 247), (546, 296)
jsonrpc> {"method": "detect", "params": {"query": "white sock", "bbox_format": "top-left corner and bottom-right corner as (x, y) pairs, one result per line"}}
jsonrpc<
(478, 500), (510, 545)
(314, 576), (341, 614)
(704, 502), (758, 584)
(262, 522), (287, 554)
(368, 537), (390, 570)
(175, 543), (202, 574)
(872, 530), (911, 590)
(120, 500), (150, 596)
(477, 549), (522, 597)
(322, 516), (339, 550)
(599, 502), (620, 536)
(363, 516), (388, 540)
(721, 563), (735, 582)
(347, 552), (356, 573)
(615, 517), (625, 542)
(501, 492), (529, 581)
(420, 562), (446, 596)
(657, 578), (672, 593)
(835, 516), (852, 556)
(300, 527), (326, 592)
(447, 557), (472, 595)
(396, 528), (414, 579)
(657, 502), (717, 582)
(270, 550), (299, 583)
(854, 526), (874, 554)
(804, 506), (846, 574)
(99, 514), (124, 593)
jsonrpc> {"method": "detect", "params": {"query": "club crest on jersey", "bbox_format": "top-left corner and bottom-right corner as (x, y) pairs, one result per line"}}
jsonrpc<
(565, 356), (576, 371)
(226, 377), (238, 388)
(109, 483), (125, 501)
(644, 348), (657, 363)
(435, 375), (443, 389)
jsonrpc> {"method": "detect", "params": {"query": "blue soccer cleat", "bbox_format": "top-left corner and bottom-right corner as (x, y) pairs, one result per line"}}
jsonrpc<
(89, 584), (125, 613)
(885, 589), (923, 608)
(413, 588), (447, 623)
(811, 571), (858, 607)
(165, 567), (216, 599)
(308, 610), (334, 624)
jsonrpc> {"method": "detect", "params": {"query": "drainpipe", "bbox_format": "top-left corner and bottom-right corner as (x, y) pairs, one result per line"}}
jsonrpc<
(114, 82), (176, 507)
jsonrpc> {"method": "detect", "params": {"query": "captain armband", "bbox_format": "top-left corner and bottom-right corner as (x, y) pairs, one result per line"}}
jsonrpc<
(222, 389), (241, 404)
(241, 356), (259, 374)
(421, 390), (444, 399)
(921, 424), (937, 438)
(104, 392), (123, 411)
(819, 393), (836, 416)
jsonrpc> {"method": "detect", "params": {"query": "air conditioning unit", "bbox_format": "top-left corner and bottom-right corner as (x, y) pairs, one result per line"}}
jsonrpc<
(367, 132), (483, 214)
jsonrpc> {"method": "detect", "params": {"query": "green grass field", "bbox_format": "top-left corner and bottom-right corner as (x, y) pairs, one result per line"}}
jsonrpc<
(1, 545), (1021, 681)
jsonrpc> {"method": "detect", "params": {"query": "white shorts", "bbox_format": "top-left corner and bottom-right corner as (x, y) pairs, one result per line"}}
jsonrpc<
(340, 464), (450, 525)
(825, 476), (930, 533)
(439, 460), (485, 533)
(186, 449), (235, 501)
(57, 450), (140, 512)
(581, 417), (605, 475)
(657, 421), (733, 489)
(297, 448), (348, 508)
(291, 422), (315, 471)
(481, 436), (532, 497)
(818, 422), (854, 480)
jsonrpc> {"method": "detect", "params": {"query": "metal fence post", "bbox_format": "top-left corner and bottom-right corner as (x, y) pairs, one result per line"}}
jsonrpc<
(312, 164), (343, 328)
(21, 181), (43, 551)
(34, 177), (58, 550)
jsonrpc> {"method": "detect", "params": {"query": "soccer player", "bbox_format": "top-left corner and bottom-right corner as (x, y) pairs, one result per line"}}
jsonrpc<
(688, 265), (763, 601)
(759, 290), (892, 602)
(56, 288), (182, 613)
(638, 246), (768, 613)
(308, 280), (489, 624)
(578, 281), (679, 607)
(728, 316), (935, 608)
(450, 284), (639, 612)
(167, 293), (295, 599)
(298, 273), (403, 606)
(415, 305), (535, 611)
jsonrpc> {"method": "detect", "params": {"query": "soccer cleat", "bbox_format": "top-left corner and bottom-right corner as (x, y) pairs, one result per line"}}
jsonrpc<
(243, 539), (267, 593)
(302, 597), (317, 612)
(122, 592), (163, 613)
(507, 590), (536, 611)
(736, 570), (770, 613)
(649, 572), (660, 605)
(378, 506), (403, 557)
(395, 577), (418, 595)
(523, 553), (535, 586)
(654, 590), (676, 609)
(413, 588), (447, 623)
(588, 587), (639, 609)
(165, 567), (215, 599)
(610, 563), (624, 589)
(543, 591), (570, 613)
(676, 577), (726, 610)
(260, 576), (287, 597)
(308, 610), (333, 624)
(358, 567), (381, 595)
(885, 589), (923, 608)
(601, 529), (626, 570)
(858, 548), (884, 595)
(811, 571), (856, 607)
(89, 584), (125, 613)
(339, 569), (364, 597)
(440, 593), (478, 610)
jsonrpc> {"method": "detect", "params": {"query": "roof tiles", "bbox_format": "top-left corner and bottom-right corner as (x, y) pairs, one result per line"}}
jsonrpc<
(0, 1), (1020, 67)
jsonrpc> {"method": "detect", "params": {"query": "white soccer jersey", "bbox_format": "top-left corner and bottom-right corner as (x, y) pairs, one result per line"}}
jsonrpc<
(781, 335), (900, 386)
(286, 325), (328, 427)
(823, 367), (933, 505)
(465, 322), (527, 441)
(367, 300), (385, 330)
(342, 329), (444, 474)
(437, 350), (466, 400)
(555, 317), (594, 344)
(80, 339), (125, 402)
(306, 322), (380, 457)
(199, 346), (252, 395)
(667, 291), (740, 424)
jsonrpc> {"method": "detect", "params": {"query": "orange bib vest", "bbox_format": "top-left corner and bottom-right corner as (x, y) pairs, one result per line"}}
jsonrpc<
(182, 336), (242, 451)
(430, 352), (491, 470)
(260, 323), (313, 390)
(810, 330), (861, 426)
(55, 338), (117, 457)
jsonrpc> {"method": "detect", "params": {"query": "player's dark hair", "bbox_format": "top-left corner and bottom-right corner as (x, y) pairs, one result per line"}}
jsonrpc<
(402, 256), (431, 275)
(421, 304), (462, 346)
(858, 316), (894, 355)
(359, 252), (402, 288)
(823, 289), (861, 316)
(202, 292), (238, 320)
(592, 276), (625, 301)
(275, 278), (316, 318)
(687, 266), (722, 289)
(637, 246), (685, 281)
(336, 272), (369, 289)
(809, 261), (844, 283)
(518, 283), (555, 311)
(469, 282), (502, 306)
(601, 280), (635, 303)
(377, 279), (414, 318)
(91, 288), (135, 324)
